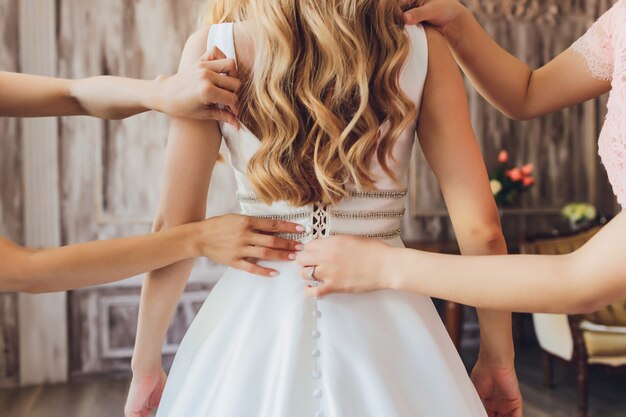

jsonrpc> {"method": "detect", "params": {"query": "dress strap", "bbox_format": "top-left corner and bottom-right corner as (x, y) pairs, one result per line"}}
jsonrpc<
(207, 22), (237, 63)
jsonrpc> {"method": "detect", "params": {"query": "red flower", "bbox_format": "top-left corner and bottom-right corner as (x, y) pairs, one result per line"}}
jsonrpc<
(498, 150), (509, 163)
(506, 168), (523, 182)
(521, 163), (534, 176)
(523, 176), (535, 187)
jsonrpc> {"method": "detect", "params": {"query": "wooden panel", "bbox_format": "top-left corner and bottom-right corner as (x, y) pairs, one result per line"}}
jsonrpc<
(68, 281), (213, 377)
(17, 0), (68, 386)
(0, 0), (21, 387)
(406, 0), (620, 241)
(0, 294), (18, 387)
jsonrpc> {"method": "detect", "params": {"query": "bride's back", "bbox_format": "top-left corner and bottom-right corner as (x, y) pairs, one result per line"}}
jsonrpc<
(202, 0), (420, 207)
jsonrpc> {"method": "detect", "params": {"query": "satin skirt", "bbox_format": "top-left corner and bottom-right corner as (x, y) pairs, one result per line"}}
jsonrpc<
(156, 240), (487, 417)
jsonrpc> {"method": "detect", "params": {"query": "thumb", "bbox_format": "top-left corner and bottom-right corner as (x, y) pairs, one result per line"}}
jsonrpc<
(403, 3), (437, 25)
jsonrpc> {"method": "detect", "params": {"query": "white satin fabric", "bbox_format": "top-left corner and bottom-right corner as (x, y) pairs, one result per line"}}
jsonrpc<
(155, 23), (487, 417)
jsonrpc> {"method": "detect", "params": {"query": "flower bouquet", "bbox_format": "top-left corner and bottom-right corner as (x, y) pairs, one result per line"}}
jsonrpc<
(561, 203), (597, 231)
(490, 150), (535, 207)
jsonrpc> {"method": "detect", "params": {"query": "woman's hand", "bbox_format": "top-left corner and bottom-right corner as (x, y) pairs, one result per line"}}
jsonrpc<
(150, 46), (241, 126)
(471, 358), (523, 417)
(124, 367), (167, 417)
(402, 0), (467, 35)
(195, 214), (305, 277)
(296, 236), (394, 297)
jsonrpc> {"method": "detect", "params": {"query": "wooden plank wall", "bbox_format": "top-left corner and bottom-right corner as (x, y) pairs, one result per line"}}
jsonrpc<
(0, 0), (21, 386)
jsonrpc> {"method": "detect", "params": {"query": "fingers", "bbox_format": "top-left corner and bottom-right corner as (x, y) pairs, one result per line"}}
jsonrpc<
(305, 283), (333, 298)
(207, 70), (241, 93)
(248, 232), (299, 251)
(242, 245), (295, 262)
(295, 250), (321, 266)
(403, 3), (434, 25)
(202, 58), (239, 81)
(201, 85), (239, 114)
(250, 218), (305, 235)
(234, 260), (278, 277)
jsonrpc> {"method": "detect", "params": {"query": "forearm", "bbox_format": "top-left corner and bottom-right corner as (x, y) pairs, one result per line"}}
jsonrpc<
(0, 71), (82, 117)
(2, 225), (199, 293)
(69, 76), (161, 119)
(443, 9), (534, 120)
(456, 232), (514, 364)
(132, 259), (195, 371)
(389, 249), (594, 314)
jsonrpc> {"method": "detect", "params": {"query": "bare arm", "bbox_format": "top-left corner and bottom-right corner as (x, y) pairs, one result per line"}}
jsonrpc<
(385, 211), (626, 315)
(404, 0), (611, 120)
(0, 215), (302, 294)
(125, 27), (224, 417)
(417, 28), (515, 370)
(0, 51), (239, 122)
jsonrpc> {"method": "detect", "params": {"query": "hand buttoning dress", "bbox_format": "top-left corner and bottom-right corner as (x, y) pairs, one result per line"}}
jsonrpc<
(155, 23), (488, 417)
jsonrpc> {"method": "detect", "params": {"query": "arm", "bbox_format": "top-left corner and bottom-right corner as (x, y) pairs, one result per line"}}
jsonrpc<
(404, 0), (611, 120)
(417, 27), (515, 366)
(125, 27), (222, 417)
(388, 211), (626, 315)
(0, 216), (303, 294)
(306, 210), (626, 315)
(0, 49), (239, 122)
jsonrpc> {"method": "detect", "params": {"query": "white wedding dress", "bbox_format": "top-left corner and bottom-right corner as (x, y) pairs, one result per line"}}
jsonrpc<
(155, 23), (487, 417)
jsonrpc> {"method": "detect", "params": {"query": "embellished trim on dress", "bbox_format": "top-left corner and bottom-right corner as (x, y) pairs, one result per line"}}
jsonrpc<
(330, 227), (402, 240)
(329, 208), (406, 220)
(246, 210), (310, 221)
(236, 189), (408, 204)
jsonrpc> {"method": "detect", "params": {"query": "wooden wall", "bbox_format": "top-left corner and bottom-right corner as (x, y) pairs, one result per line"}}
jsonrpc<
(0, 0), (21, 386)
(0, 0), (621, 385)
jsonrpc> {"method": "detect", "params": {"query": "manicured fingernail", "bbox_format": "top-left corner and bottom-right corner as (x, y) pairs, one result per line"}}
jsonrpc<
(295, 225), (306, 232)
(295, 244), (304, 251)
(288, 253), (297, 260)
(269, 271), (279, 277)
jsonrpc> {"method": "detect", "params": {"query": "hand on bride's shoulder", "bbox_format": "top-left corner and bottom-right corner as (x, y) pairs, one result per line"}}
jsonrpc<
(150, 26), (241, 125)
(402, 0), (467, 35)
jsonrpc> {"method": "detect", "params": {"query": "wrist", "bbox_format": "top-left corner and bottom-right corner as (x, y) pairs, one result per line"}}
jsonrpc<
(477, 347), (515, 368)
(382, 247), (405, 291)
(477, 334), (515, 367)
(144, 77), (166, 114)
(131, 354), (162, 375)
(180, 222), (204, 259)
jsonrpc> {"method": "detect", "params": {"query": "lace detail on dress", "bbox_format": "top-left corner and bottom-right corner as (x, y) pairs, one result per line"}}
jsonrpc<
(570, 23), (614, 82)
(311, 203), (329, 239)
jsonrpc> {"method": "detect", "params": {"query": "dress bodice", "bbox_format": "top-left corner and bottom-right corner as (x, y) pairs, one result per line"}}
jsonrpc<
(207, 23), (429, 242)
(571, 0), (626, 207)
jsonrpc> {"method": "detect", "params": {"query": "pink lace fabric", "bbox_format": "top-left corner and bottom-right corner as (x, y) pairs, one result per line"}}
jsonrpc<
(570, 0), (626, 207)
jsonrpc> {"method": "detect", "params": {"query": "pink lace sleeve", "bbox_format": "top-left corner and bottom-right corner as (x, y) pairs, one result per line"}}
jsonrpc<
(570, 6), (617, 82)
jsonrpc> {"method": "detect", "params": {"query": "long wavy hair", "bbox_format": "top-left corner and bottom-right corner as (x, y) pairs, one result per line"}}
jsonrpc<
(200, 0), (416, 206)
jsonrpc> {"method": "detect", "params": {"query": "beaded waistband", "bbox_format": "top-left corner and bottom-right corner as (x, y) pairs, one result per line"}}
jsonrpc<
(237, 189), (407, 242)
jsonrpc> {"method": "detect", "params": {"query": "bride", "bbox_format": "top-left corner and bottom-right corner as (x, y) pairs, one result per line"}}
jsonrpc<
(125, 1), (522, 416)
